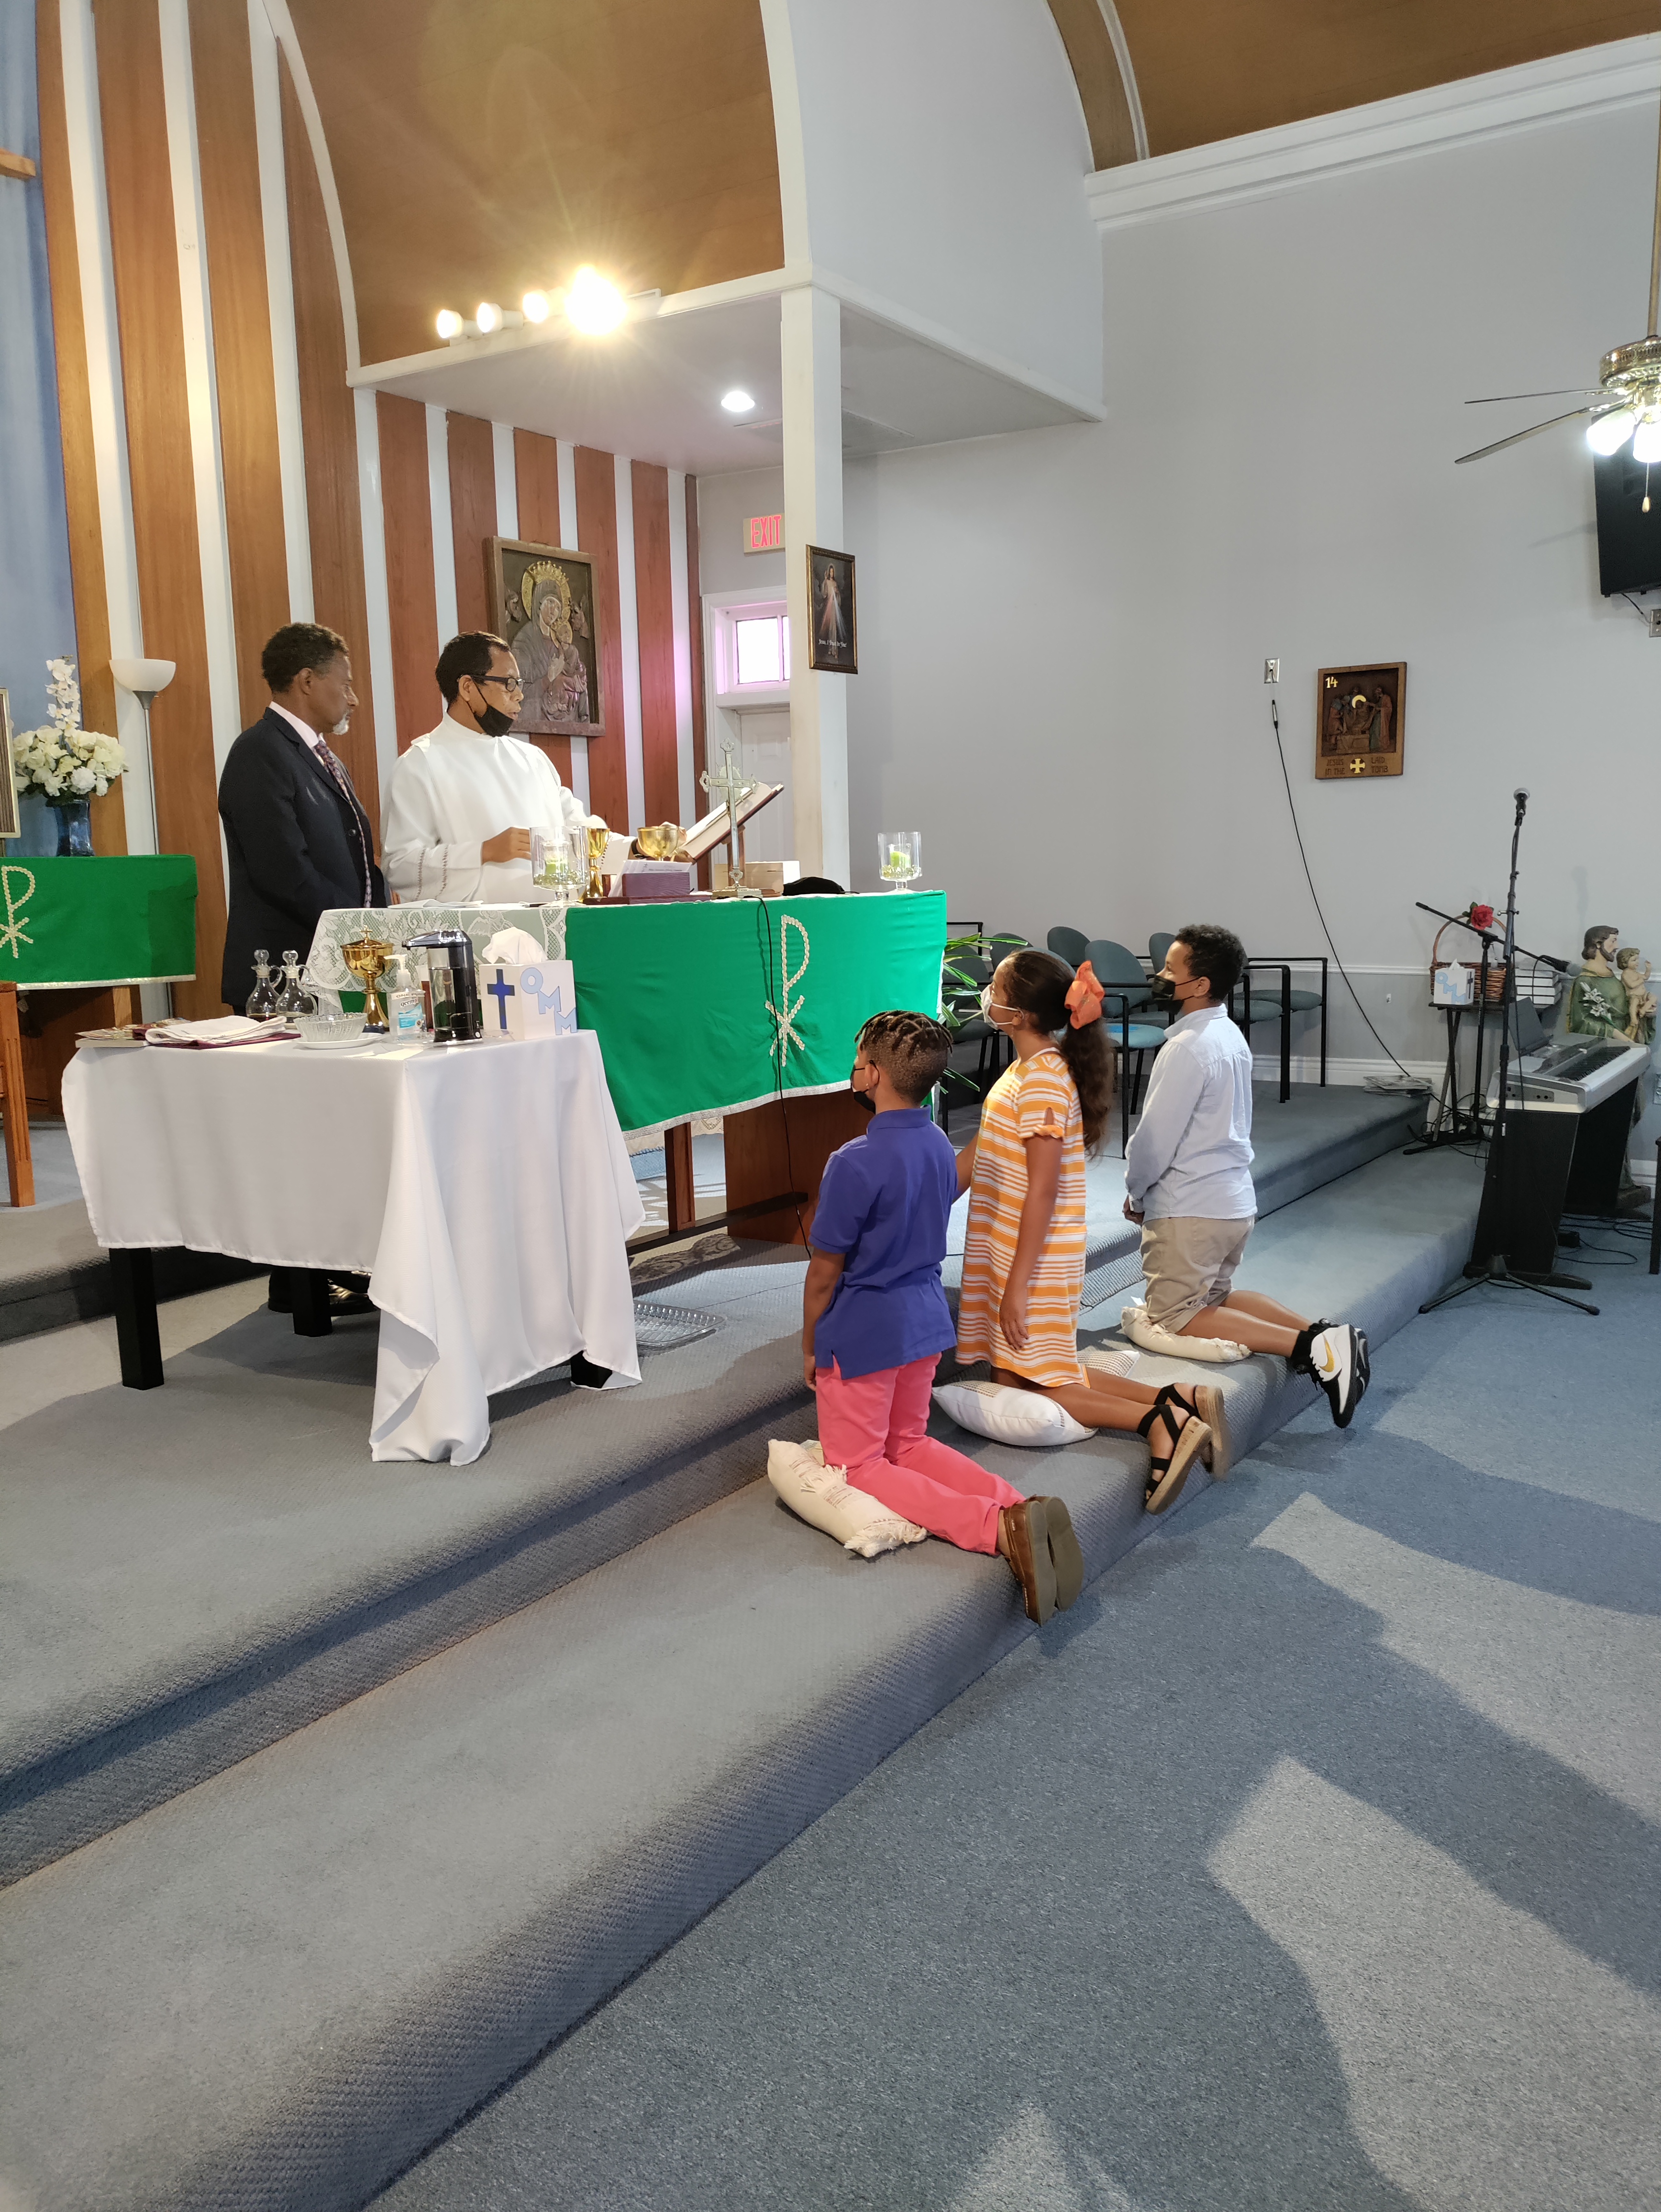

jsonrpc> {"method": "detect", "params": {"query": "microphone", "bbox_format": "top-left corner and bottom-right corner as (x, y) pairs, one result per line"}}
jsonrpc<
(1514, 787), (1530, 803)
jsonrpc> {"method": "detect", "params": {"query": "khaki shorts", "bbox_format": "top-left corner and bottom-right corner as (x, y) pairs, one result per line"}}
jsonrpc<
(1140, 1216), (1255, 1331)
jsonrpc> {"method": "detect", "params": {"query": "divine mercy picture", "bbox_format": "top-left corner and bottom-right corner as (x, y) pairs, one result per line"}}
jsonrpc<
(807, 545), (857, 673)
(1316, 662), (1405, 779)
(488, 538), (605, 739)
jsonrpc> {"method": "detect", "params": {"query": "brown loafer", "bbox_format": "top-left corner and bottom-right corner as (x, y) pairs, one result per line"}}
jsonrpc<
(999, 1499), (1057, 1625)
(1031, 1495), (1084, 1610)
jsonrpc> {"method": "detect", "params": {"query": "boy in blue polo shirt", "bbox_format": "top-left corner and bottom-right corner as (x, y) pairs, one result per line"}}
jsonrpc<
(801, 1009), (1083, 1625)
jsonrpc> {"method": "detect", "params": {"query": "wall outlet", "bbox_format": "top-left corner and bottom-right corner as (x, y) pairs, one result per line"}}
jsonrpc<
(1264, 658), (1281, 684)
(1648, 608), (1661, 638)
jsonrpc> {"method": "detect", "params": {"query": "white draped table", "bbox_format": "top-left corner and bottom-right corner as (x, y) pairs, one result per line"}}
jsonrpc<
(61, 1031), (644, 1464)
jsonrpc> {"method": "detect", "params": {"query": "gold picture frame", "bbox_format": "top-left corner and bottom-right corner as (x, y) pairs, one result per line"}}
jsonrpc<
(0, 689), (19, 842)
(807, 545), (857, 673)
(487, 537), (605, 739)
(1317, 662), (1405, 779)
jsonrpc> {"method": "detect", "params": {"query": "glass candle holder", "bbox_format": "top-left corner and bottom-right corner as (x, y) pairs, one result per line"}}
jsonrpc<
(878, 830), (921, 890)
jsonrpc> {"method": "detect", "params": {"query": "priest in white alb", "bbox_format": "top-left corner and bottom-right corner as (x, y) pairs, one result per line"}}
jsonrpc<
(382, 631), (587, 903)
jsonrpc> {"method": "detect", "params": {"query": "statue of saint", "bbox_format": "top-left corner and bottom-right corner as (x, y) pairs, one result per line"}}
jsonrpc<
(1566, 924), (1628, 1039)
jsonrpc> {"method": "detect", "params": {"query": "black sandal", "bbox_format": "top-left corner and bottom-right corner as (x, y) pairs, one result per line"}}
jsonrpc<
(1162, 1383), (1229, 1477)
(1137, 1386), (1212, 1515)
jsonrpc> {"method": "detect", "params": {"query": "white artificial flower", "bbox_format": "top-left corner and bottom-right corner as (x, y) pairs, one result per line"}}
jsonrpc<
(69, 765), (96, 794)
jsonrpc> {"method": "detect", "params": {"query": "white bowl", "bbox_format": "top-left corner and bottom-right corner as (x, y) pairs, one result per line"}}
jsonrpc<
(295, 1011), (368, 1050)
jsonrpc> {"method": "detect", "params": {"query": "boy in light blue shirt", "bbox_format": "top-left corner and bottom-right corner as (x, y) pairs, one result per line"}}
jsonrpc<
(1122, 924), (1369, 1428)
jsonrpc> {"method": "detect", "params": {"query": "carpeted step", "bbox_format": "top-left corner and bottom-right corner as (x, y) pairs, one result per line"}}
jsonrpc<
(0, 1148), (1484, 2212)
(0, 1196), (262, 1344)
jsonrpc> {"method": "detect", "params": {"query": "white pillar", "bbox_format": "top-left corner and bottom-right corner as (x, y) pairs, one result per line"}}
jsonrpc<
(781, 285), (847, 883)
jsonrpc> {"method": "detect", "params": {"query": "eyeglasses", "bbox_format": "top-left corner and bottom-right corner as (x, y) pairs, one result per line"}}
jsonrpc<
(478, 673), (525, 698)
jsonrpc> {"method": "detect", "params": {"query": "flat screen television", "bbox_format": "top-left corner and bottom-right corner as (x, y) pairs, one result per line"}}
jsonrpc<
(1593, 448), (1661, 594)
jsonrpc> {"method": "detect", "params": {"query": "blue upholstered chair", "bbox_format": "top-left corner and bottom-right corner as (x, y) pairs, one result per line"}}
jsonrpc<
(1047, 926), (1090, 969)
(1083, 938), (1166, 1154)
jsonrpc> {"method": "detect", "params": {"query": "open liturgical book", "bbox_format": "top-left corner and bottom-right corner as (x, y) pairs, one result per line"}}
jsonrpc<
(678, 781), (783, 862)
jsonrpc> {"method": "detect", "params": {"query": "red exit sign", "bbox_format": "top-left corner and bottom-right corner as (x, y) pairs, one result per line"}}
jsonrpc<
(744, 513), (783, 553)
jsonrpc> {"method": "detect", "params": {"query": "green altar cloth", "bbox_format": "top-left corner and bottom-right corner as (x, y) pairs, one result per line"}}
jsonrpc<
(0, 855), (198, 987)
(566, 891), (947, 1132)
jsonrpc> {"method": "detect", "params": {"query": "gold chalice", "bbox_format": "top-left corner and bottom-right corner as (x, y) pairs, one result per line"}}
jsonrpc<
(634, 822), (688, 861)
(585, 824), (612, 903)
(341, 935), (396, 1031)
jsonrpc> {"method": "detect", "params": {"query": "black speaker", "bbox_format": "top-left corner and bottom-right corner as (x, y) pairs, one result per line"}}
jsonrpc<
(1594, 448), (1661, 594)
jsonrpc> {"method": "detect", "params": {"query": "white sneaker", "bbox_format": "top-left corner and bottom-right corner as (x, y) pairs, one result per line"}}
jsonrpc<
(1309, 1324), (1369, 1428)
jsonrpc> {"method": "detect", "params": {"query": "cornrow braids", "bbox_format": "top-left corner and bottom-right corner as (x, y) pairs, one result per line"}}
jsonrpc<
(857, 1008), (953, 1105)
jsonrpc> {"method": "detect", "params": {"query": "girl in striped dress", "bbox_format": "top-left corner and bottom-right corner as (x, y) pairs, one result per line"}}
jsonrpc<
(955, 950), (1217, 1513)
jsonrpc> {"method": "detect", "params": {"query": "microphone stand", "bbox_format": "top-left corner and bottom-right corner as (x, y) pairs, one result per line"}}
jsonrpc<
(1419, 794), (1597, 1315)
(1407, 899), (1567, 1151)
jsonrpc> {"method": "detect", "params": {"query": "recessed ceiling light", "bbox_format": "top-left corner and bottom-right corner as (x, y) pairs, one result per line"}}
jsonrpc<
(721, 388), (756, 414)
(566, 266), (627, 336)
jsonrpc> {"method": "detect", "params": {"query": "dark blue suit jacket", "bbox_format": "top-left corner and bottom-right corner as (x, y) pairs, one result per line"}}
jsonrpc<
(217, 708), (385, 1010)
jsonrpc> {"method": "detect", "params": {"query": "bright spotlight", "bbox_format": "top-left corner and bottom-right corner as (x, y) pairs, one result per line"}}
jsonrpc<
(1635, 416), (1661, 465)
(721, 388), (756, 414)
(435, 308), (464, 340)
(476, 301), (503, 334)
(565, 266), (626, 336)
(1587, 408), (1637, 455)
(522, 290), (551, 323)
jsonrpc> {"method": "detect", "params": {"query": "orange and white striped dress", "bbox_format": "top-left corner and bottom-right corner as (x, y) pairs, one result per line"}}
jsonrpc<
(956, 1047), (1088, 1388)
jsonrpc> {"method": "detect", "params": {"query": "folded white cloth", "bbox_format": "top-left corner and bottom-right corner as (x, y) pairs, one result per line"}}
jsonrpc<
(481, 928), (546, 964)
(144, 1016), (280, 1047)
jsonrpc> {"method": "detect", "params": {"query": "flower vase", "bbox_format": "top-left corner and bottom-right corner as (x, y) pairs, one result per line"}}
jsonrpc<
(49, 798), (94, 857)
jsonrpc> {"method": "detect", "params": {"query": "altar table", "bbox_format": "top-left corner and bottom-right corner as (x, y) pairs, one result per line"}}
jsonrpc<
(1, 855), (198, 1207)
(61, 1029), (642, 1463)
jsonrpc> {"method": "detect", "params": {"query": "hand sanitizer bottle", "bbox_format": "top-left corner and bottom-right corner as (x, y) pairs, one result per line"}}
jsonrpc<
(385, 955), (427, 1039)
(246, 950), (278, 1022)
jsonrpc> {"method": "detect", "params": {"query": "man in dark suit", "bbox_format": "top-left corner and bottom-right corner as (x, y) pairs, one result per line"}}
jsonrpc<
(218, 623), (385, 1012)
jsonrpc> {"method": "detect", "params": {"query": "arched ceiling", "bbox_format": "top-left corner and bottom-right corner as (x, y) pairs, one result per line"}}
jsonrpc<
(1060, 0), (1658, 166)
(295, 0), (1657, 370)
(288, 0), (783, 367)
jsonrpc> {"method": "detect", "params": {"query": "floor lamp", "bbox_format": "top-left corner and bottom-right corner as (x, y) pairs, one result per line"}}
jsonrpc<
(108, 656), (175, 852)
(108, 657), (177, 1019)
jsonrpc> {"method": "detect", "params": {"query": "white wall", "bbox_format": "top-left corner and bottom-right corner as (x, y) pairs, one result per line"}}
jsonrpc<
(845, 90), (1661, 1114)
(767, 0), (1101, 409)
(697, 465), (785, 596)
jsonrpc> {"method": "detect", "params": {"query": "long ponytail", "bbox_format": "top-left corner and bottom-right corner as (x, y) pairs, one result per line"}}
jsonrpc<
(1001, 949), (1115, 1153)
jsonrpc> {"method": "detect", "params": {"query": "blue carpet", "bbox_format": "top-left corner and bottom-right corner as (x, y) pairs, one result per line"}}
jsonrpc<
(376, 1228), (1661, 2212)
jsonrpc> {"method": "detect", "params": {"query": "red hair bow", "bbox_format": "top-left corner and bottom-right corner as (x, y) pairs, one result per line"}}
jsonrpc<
(1065, 959), (1105, 1029)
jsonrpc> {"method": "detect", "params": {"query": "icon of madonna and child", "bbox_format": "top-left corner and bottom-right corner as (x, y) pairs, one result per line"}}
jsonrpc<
(496, 546), (604, 737)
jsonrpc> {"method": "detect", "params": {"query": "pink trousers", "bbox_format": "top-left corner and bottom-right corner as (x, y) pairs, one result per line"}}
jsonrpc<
(814, 1354), (1025, 1555)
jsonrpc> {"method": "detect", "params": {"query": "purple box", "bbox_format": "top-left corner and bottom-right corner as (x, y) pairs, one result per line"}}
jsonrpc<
(621, 865), (697, 902)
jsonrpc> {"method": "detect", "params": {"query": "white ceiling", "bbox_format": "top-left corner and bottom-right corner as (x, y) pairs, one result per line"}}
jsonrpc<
(349, 283), (1091, 476)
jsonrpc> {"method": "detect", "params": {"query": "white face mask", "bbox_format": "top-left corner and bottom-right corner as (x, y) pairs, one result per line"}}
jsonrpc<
(980, 986), (1019, 1030)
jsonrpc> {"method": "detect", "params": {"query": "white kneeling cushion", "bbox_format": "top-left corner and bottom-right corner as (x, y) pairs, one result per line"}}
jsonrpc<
(766, 1439), (928, 1559)
(931, 1378), (1092, 1449)
(1119, 1301), (1251, 1363)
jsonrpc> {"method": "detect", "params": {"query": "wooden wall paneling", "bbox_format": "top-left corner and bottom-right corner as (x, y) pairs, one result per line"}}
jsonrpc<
(94, 0), (224, 1015)
(375, 393), (440, 750)
(279, 52), (380, 821)
(686, 475), (709, 888)
(723, 1091), (869, 1246)
(573, 444), (629, 830)
(188, 0), (289, 731)
(513, 430), (571, 784)
(35, 0), (125, 855)
(446, 412), (496, 636)
(631, 461), (677, 826)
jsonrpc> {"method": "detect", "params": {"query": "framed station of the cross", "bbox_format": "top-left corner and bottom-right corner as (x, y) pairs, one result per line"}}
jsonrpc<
(1317, 662), (1405, 779)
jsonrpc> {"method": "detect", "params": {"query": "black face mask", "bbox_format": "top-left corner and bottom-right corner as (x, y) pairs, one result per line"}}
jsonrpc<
(850, 1070), (876, 1114)
(1147, 974), (1177, 1008)
(475, 701), (516, 738)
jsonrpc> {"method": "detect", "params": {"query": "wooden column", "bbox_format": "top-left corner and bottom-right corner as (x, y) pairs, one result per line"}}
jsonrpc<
(0, 984), (35, 1208)
(573, 444), (629, 830)
(280, 53), (380, 819)
(34, 0), (126, 857)
(376, 393), (439, 749)
(188, 0), (290, 729)
(446, 412), (496, 636)
(631, 460), (677, 825)
(686, 475), (709, 888)
(94, 0), (224, 1016)
(664, 1121), (698, 1235)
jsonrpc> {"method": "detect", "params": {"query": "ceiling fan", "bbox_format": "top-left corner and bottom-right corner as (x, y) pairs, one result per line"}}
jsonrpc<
(1457, 101), (1661, 470)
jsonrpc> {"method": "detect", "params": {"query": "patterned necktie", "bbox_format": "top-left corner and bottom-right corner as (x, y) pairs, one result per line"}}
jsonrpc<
(314, 739), (375, 904)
